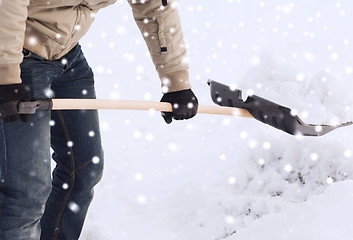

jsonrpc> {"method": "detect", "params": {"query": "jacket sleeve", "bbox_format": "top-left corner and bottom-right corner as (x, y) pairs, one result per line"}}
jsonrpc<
(128, 0), (191, 93)
(0, 0), (29, 85)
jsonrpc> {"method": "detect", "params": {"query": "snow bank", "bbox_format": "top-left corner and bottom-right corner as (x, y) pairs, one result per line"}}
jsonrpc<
(228, 180), (353, 240)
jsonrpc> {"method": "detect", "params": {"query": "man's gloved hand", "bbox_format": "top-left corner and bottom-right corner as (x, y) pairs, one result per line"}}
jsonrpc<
(160, 89), (198, 124)
(0, 83), (31, 122)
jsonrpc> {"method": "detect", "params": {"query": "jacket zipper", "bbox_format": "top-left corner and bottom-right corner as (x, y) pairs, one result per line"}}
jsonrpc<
(156, 15), (167, 53)
(159, 0), (168, 52)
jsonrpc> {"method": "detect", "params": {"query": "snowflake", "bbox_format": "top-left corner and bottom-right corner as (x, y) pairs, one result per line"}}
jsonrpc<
(136, 65), (144, 73)
(284, 164), (292, 172)
(134, 130), (142, 139)
(145, 133), (154, 141)
(92, 156), (100, 164)
(296, 73), (305, 82)
(168, 143), (178, 152)
(263, 142), (271, 150)
(187, 102), (194, 109)
(136, 194), (147, 205)
(344, 150), (352, 158)
(248, 139), (257, 149)
(251, 56), (260, 65)
(44, 88), (54, 98)
(28, 36), (37, 45)
(220, 154), (227, 161)
(222, 118), (231, 126)
(96, 66), (104, 74)
(144, 92), (152, 100)
(225, 216), (235, 224)
(228, 177), (236, 185)
(345, 67), (353, 75)
(116, 25), (126, 35)
(135, 173), (143, 181)
(331, 52), (339, 61)
(326, 177), (334, 184)
(49, 120), (55, 127)
(310, 153), (319, 161)
(68, 202), (80, 213)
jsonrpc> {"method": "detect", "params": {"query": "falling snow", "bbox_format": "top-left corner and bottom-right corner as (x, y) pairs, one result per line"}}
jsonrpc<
(61, 58), (68, 65)
(92, 156), (100, 164)
(68, 202), (80, 213)
(28, 36), (37, 45)
(79, 1), (353, 240)
(134, 173), (143, 181)
(49, 120), (55, 126)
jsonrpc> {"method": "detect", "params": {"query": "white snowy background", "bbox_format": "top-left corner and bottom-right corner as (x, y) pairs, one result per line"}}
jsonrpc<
(77, 0), (353, 239)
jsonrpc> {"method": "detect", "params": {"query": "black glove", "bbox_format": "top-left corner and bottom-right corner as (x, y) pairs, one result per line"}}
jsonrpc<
(160, 89), (198, 124)
(0, 84), (31, 122)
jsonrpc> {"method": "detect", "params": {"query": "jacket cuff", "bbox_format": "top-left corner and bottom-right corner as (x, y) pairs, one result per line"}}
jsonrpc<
(0, 64), (22, 85)
(160, 69), (191, 93)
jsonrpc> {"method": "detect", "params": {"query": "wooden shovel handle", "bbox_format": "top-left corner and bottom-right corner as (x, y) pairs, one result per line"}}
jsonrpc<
(51, 99), (253, 118)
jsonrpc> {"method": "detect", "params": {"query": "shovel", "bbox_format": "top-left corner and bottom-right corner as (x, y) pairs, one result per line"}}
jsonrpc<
(1, 80), (351, 136)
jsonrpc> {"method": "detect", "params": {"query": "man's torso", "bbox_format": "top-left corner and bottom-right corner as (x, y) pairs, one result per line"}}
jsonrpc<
(25, 0), (117, 60)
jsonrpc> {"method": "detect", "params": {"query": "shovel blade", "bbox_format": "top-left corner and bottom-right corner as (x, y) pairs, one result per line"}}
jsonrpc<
(207, 79), (352, 136)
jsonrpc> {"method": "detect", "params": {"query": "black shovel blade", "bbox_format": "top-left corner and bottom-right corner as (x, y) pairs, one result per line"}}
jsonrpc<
(207, 79), (352, 136)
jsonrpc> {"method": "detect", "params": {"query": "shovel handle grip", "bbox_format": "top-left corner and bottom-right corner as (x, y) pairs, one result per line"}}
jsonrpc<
(0, 99), (52, 118)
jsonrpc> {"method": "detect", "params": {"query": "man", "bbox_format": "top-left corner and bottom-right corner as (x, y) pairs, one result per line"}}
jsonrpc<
(0, 0), (198, 239)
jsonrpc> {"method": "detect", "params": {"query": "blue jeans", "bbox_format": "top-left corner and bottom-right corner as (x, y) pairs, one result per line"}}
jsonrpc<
(0, 44), (104, 240)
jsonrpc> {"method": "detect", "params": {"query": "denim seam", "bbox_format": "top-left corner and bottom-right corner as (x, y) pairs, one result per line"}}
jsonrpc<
(57, 158), (92, 176)
(56, 163), (71, 176)
(52, 114), (71, 176)
(0, 120), (8, 232)
(53, 111), (76, 240)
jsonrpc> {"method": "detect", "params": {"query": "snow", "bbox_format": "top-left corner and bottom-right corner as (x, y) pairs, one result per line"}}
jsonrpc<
(78, 0), (353, 239)
(229, 180), (353, 240)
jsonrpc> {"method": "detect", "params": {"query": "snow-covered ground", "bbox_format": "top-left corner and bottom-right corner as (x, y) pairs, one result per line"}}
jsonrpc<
(79, 1), (353, 239)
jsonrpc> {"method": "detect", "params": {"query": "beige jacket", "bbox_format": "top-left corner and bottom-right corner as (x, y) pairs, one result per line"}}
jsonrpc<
(0, 0), (191, 93)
